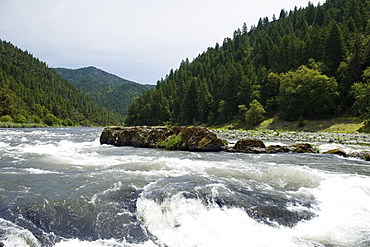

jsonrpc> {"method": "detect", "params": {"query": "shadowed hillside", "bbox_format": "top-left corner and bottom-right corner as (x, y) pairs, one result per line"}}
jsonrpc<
(54, 67), (154, 118)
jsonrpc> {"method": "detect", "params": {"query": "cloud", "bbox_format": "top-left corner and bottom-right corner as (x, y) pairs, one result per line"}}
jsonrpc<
(0, 0), (319, 84)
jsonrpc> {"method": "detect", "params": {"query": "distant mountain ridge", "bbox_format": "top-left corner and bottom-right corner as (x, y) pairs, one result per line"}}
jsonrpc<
(54, 67), (154, 117)
(0, 40), (121, 126)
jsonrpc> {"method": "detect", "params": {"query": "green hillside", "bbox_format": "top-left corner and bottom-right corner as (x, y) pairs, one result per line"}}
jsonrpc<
(126, 0), (370, 128)
(54, 67), (153, 118)
(0, 40), (122, 126)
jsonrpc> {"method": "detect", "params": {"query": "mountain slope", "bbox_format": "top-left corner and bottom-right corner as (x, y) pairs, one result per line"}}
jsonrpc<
(54, 67), (153, 117)
(0, 40), (121, 126)
(126, 0), (370, 127)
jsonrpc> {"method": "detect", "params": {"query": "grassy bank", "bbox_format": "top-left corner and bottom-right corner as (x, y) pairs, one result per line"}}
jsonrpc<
(215, 117), (369, 134)
(258, 117), (368, 133)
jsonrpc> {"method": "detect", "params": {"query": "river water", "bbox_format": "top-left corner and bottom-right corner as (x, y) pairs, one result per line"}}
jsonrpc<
(0, 127), (369, 247)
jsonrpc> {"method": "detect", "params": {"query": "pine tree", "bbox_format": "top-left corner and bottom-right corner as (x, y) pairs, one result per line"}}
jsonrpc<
(324, 21), (345, 75)
(279, 9), (288, 19)
(181, 78), (198, 124)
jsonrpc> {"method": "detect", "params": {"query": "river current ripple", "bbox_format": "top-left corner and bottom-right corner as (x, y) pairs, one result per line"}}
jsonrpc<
(0, 127), (369, 247)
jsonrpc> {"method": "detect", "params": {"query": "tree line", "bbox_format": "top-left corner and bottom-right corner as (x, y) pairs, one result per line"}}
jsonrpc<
(0, 40), (121, 126)
(126, 0), (370, 127)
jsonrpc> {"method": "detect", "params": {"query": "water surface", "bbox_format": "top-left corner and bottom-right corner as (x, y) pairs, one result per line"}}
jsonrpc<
(0, 128), (369, 246)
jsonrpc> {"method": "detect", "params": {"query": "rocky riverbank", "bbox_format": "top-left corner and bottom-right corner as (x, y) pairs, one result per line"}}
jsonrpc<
(212, 129), (370, 161)
(212, 129), (370, 146)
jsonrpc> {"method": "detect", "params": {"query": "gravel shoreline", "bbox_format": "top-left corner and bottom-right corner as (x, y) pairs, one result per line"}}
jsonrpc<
(212, 129), (370, 146)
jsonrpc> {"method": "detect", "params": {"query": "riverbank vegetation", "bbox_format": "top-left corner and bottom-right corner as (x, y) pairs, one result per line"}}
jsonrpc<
(214, 116), (368, 133)
(0, 121), (46, 128)
(126, 0), (370, 132)
(0, 40), (122, 127)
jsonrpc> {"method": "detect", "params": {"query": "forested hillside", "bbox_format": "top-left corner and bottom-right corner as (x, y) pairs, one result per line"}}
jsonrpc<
(0, 40), (122, 126)
(126, 0), (370, 128)
(54, 67), (153, 118)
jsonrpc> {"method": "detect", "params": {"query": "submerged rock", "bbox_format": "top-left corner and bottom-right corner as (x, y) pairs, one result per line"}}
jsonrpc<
(323, 149), (348, 157)
(323, 149), (370, 161)
(100, 126), (226, 151)
(349, 151), (370, 161)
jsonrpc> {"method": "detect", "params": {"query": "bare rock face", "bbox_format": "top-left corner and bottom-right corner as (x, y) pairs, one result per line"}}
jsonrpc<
(100, 126), (226, 151)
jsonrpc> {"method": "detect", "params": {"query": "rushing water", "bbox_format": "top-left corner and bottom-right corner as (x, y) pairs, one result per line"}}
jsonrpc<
(0, 127), (369, 247)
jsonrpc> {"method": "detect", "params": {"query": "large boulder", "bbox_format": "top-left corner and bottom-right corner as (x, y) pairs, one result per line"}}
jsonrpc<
(289, 143), (317, 153)
(100, 126), (226, 151)
(229, 139), (266, 153)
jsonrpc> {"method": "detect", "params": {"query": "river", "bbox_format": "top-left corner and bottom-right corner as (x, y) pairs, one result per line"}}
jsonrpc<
(0, 127), (369, 247)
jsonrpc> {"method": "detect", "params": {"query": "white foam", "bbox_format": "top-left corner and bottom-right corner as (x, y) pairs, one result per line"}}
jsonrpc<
(258, 165), (325, 190)
(265, 141), (290, 147)
(137, 194), (298, 247)
(137, 170), (370, 247)
(0, 141), (8, 147)
(295, 174), (370, 246)
(0, 218), (41, 247)
(54, 238), (157, 247)
(318, 143), (370, 154)
(16, 139), (109, 167)
(24, 168), (61, 174)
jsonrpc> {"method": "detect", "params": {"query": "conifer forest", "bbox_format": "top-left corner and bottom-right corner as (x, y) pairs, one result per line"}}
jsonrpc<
(126, 0), (370, 127)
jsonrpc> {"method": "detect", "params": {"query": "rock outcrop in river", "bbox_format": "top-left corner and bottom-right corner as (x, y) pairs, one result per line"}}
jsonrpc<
(100, 126), (370, 160)
(100, 126), (226, 151)
(100, 126), (318, 154)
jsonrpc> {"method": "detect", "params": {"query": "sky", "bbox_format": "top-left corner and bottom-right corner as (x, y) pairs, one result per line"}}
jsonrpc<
(1, 0), (320, 85)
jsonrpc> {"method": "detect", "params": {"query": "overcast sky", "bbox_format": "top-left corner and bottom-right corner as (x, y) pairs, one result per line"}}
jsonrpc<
(1, 0), (320, 84)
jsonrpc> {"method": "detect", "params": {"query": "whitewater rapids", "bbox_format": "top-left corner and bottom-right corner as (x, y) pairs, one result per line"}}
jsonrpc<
(0, 128), (369, 247)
